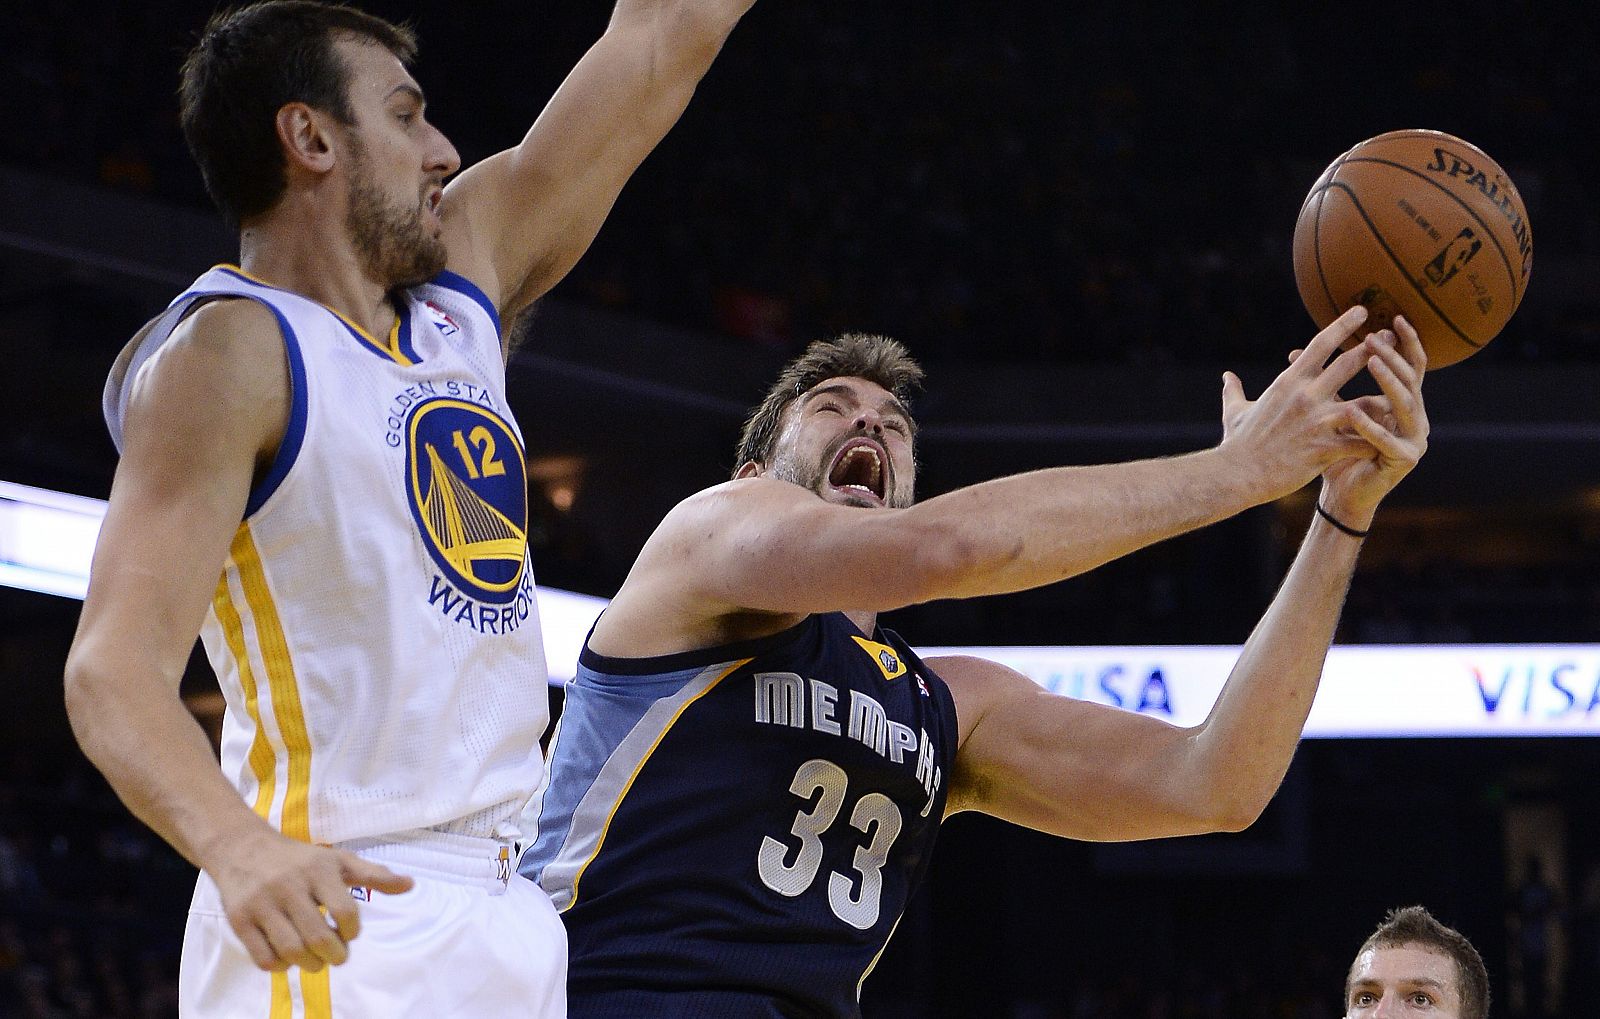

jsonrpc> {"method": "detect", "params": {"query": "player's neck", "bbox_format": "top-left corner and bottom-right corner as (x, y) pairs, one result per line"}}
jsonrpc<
(237, 213), (395, 339)
(843, 610), (877, 636)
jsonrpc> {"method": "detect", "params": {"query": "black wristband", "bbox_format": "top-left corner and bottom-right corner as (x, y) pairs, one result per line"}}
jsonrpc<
(1316, 502), (1370, 539)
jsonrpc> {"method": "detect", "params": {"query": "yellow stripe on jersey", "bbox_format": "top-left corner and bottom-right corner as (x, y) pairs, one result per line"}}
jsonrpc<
(216, 263), (413, 366)
(324, 309), (413, 366)
(270, 970), (292, 1019)
(300, 966), (332, 1018)
(212, 573), (278, 820)
(565, 657), (754, 911)
(231, 523), (316, 843)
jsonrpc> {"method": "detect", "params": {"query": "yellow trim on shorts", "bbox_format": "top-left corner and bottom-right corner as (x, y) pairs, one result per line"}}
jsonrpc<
(270, 970), (292, 1019)
(564, 657), (754, 911)
(213, 571), (278, 819)
(300, 966), (332, 1018)
(231, 523), (316, 842)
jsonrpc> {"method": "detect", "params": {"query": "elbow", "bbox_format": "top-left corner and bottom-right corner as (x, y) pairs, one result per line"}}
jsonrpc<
(1199, 784), (1272, 834)
(1166, 746), (1273, 835)
(1209, 799), (1267, 834)
(63, 655), (115, 763)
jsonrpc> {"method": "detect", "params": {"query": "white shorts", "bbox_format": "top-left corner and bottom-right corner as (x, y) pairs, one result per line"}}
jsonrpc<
(179, 829), (566, 1018)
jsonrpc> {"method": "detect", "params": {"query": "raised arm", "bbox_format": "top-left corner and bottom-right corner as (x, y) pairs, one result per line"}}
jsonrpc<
(607, 307), (1385, 651)
(63, 303), (409, 973)
(939, 320), (1429, 840)
(441, 0), (757, 327)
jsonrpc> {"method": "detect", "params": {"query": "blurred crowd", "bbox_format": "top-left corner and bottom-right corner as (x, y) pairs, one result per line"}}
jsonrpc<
(4, 2), (1598, 365)
(0, 756), (186, 1018)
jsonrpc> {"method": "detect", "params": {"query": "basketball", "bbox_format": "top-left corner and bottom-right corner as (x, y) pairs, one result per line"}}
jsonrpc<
(1291, 129), (1532, 367)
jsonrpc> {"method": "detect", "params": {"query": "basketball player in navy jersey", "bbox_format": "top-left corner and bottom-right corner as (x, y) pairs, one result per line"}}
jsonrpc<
(524, 311), (1429, 1017)
(63, 1), (757, 1014)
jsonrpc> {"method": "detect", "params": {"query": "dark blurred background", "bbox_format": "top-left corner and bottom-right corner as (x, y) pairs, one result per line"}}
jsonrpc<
(2, 1), (1599, 1016)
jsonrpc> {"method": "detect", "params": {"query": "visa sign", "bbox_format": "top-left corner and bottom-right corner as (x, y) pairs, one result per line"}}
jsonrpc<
(915, 645), (1600, 739)
(1474, 662), (1600, 718)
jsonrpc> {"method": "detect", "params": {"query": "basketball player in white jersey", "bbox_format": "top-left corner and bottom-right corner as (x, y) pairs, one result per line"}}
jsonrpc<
(61, 1), (756, 1014)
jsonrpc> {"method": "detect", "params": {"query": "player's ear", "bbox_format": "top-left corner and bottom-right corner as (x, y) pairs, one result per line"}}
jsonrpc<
(733, 460), (762, 480)
(276, 101), (337, 175)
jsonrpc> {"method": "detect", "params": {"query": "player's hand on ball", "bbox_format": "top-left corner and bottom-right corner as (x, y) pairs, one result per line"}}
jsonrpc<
(1316, 314), (1429, 531)
(211, 827), (414, 972)
(1217, 305), (1389, 502)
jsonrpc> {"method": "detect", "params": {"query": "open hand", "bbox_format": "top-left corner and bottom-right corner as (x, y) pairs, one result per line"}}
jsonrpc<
(1218, 306), (1390, 503)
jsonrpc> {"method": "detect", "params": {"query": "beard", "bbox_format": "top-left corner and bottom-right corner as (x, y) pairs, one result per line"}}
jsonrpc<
(765, 445), (829, 499)
(344, 141), (447, 289)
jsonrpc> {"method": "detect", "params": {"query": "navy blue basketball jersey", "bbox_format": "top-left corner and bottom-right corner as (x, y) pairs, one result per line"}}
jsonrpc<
(521, 613), (959, 1018)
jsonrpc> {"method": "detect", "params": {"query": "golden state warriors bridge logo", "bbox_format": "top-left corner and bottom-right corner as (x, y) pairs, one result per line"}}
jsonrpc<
(404, 398), (528, 606)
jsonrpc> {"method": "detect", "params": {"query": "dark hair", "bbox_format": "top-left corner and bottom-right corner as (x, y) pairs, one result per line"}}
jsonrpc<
(1347, 905), (1490, 1019)
(732, 333), (925, 475)
(179, 1), (418, 226)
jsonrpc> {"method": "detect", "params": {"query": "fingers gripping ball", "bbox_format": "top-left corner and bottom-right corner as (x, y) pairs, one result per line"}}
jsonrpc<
(1292, 129), (1532, 367)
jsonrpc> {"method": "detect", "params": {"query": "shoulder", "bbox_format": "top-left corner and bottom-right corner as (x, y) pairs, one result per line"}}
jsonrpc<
(923, 654), (1037, 744)
(675, 476), (834, 521)
(641, 477), (836, 562)
(656, 477), (799, 529)
(124, 298), (290, 452)
(923, 654), (1025, 685)
(163, 297), (286, 368)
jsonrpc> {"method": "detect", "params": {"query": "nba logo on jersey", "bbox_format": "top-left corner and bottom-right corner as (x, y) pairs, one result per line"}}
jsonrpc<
(424, 300), (461, 336)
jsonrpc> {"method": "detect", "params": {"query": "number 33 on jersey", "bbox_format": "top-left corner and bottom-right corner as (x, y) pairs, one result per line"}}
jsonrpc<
(522, 613), (957, 1016)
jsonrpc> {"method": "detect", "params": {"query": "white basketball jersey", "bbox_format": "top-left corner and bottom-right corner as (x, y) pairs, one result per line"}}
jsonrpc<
(105, 265), (549, 845)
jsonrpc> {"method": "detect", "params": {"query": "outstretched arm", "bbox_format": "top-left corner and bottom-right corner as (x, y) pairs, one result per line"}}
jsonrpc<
(605, 307), (1384, 655)
(940, 320), (1429, 839)
(441, 0), (757, 333)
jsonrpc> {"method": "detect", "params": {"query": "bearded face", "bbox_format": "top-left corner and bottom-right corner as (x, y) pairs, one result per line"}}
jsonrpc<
(343, 135), (447, 289)
(762, 378), (917, 510)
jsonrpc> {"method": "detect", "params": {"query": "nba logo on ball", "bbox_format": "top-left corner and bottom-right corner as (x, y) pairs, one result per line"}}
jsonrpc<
(1292, 129), (1532, 367)
(1423, 228), (1482, 289)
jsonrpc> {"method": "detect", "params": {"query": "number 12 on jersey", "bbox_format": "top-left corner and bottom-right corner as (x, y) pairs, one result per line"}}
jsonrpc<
(757, 758), (903, 930)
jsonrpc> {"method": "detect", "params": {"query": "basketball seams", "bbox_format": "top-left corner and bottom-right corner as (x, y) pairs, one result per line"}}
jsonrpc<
(1339, 155), (1524, 304)
(1308, 148), (1352, 325)
(1317, 180), (1481, 351)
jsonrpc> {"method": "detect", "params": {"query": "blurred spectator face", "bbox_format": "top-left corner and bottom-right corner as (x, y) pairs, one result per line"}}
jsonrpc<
(1344, 944), (1462, 1017)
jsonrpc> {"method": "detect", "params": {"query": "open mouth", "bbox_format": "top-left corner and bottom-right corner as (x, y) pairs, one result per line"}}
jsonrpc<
(826, 438), (888, 505)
